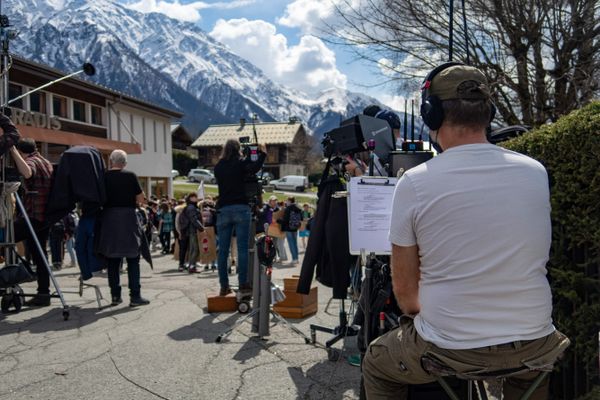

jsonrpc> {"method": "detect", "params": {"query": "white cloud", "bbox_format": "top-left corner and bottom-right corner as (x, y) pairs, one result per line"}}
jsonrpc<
(378, 94), (408, 113)
(126, 0), (255, 23)
(277, 0), (362, 34)
(210, 18), (347, 93)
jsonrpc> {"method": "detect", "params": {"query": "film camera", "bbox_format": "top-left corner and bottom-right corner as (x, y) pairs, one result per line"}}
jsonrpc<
(239, 136), (263, 206)
(322, 114), (434, 177)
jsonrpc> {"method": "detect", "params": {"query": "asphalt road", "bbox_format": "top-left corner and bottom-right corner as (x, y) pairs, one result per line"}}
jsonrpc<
(0, 246), (360, 400)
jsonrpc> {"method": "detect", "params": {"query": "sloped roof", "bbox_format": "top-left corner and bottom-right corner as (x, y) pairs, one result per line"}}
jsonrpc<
(171, 124), (193, 145)
(192, 121), (304, 147)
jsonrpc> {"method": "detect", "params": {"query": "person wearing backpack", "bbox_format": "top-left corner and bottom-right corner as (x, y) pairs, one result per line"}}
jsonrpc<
(279, 196), (302, 264)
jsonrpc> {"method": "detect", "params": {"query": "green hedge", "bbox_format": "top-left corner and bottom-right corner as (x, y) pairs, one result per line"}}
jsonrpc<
(503, 102), (600, 398)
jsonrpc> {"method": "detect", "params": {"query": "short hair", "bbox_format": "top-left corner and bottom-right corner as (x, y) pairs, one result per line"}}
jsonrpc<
(16, 138), (36, 154)
(287, 196), (296, 204)
(441, 99), (493, 130)
(109, 149), (127, 166)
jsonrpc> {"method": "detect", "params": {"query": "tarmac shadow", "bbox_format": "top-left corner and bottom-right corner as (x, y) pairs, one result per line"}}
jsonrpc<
(0, 304), (138, 337)
(288, 361), (359, 400)
(232, 338), (276, 363)
(167, 312), (241, 343)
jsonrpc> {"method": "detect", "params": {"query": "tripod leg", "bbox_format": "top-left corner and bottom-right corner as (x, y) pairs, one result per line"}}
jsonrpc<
(270, 310), (312, 344)
(216, 309), (258, 343)
(14, 194), (69, 317)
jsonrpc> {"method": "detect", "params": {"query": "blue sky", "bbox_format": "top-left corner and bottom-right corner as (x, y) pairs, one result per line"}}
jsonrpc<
(122, 0), (404, 110)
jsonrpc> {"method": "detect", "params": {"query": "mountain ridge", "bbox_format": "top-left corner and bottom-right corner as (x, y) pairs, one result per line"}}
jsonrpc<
(8, 0), (383, 138)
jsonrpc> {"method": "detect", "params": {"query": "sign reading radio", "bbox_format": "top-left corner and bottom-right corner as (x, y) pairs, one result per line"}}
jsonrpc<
(10, 108), (62, 131)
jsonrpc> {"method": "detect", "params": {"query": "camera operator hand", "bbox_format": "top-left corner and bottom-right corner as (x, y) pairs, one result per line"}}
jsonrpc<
(344, 155), (364, 177)
(258, 143), (267, 153)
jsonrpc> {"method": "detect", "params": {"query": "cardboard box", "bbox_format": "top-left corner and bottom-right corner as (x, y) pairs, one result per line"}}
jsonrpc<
(197, 226), (217, 264)
(206, 292), (238, 313)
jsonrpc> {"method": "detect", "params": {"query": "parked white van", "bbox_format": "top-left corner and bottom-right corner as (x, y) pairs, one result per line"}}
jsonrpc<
(270, 175), (309, 192)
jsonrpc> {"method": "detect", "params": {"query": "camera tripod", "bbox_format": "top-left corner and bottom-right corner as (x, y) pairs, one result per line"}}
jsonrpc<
(216, 223), (310, 344)
(0, 181), (71, 319)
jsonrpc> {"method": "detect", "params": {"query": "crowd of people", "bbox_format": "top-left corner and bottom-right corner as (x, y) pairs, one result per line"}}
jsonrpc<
(33, 185), (314, 298)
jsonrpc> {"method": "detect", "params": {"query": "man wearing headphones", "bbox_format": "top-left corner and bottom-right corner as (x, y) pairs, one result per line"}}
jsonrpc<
(362, 64), (569, 399)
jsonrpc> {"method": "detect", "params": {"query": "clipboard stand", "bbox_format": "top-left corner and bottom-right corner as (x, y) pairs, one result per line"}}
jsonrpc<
(347, 176), (398, 256)
(357, 177), (394, 186)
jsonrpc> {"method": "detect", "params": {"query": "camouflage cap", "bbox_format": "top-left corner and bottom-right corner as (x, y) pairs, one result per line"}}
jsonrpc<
(429, 65), (491, 101)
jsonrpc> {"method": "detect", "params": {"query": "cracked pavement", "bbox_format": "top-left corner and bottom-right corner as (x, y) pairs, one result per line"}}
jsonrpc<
(0, 247), (361, 399)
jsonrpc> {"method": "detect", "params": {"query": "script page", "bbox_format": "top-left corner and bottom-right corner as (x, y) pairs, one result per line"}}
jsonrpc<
(348, 177), (398, 255)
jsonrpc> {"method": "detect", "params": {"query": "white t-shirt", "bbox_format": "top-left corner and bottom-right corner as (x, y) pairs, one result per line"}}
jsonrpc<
(389, 143), (555, 350)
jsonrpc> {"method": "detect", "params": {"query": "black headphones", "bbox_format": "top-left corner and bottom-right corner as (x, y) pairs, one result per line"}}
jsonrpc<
(420, 62), (496, 131)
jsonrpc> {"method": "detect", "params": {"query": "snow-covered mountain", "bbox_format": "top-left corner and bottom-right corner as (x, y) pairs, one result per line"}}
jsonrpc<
(8, 0), (381, 138)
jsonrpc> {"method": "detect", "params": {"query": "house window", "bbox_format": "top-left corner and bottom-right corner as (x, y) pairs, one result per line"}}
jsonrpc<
(30, 92), (47, 113)
(91, 105), (103, 125)
(73, 100), (87, 122)
(8, 84), (23, 109)
(52, 95), (68, 118)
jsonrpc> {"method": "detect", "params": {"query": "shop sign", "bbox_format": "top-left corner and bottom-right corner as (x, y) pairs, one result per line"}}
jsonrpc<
(10, 108), (62, 131)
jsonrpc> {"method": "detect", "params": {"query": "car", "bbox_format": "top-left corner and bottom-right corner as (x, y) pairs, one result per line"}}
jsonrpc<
(256, 171), (274, 185)
(188, 168), (216, 184)
(171, 169), (179, 179)
(269, 175), (309, 192)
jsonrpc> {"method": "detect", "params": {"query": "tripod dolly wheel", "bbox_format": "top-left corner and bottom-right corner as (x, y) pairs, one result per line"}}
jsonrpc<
(62, 308), (70, 321)
(237, 301), (250, 314)
(1, 286), (24, 314)
(215, 335), (223, 343)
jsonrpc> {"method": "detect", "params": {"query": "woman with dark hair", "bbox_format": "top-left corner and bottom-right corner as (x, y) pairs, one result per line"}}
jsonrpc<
(213, 139), (266, 296)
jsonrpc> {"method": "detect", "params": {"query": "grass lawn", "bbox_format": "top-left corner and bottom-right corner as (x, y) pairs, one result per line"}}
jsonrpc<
(173, 181), (317, 207)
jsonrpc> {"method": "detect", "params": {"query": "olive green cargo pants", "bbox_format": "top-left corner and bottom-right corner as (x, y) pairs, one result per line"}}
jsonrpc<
(363, 316), (570, 400)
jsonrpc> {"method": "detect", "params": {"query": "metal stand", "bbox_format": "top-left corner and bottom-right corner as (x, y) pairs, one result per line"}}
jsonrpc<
(216, 234), (311, 344)
(14, 193), (70, 320)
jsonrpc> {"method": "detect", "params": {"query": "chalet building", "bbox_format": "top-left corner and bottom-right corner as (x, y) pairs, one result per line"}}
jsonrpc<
(7, 56), (182, 197)
(171, 123), (194, 152)
(191, 119), (310, 178)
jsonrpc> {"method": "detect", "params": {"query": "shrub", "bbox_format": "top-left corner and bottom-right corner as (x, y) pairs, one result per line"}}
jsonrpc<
(503, 102), (600, 399)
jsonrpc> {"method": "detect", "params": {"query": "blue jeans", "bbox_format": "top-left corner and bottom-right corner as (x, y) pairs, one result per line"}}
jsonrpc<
(217, 205), (251, 289)
(286, 231), (299, 261)
(66, 237), (76, 265)
(75, 216), (104, 280)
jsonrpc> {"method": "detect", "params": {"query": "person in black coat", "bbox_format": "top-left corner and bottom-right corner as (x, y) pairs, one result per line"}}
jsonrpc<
(298, 176), (352, 299)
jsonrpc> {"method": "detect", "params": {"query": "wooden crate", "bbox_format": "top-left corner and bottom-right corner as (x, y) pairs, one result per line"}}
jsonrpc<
(283, 275), (302, 291)
(273, 275), (318, 319)
(274, 286), (317, 308)
(206, 292), (238, 313)
(273, 301), (318, 319)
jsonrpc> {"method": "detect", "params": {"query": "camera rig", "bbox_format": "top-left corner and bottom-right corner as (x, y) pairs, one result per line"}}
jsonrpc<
(240, 114), (263, 208)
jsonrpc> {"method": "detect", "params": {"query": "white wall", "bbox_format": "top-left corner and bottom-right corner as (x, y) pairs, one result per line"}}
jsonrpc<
(108, 103), (173, 195)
